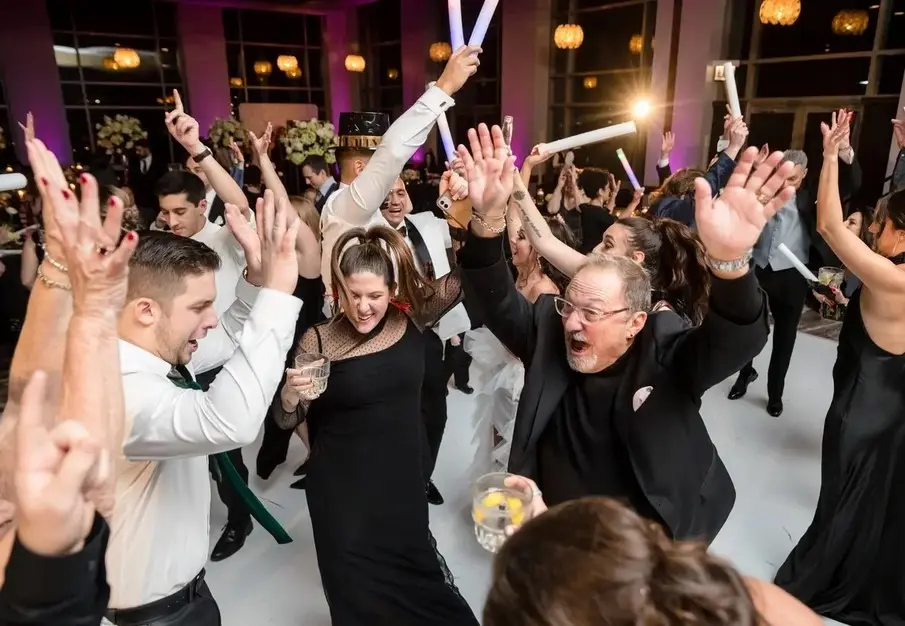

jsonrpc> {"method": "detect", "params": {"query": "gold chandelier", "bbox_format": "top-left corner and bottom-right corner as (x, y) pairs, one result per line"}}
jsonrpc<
(113, 47), (140, 69)
(429, 42), (452, 63)
(759, 0), (801, 26)
(629, 34), (643, 55)
(583, 76), (597, 89)
(345, 54), (366, 72)
(276, 55), (298, 72)
(554, 24), (584, 50)
(832, 9), (869, 36)
(253, 60), (272, 76)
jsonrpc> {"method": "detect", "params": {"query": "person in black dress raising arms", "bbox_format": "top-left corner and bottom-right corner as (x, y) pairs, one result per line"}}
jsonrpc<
(774, 109), (905, 625)
(277, 224), (476, 625)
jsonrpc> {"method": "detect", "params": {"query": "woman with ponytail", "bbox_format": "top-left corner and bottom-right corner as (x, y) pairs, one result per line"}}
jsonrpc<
(275, 225), (478, 626)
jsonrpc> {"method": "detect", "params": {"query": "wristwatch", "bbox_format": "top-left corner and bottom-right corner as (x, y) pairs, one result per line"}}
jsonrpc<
(707, 250), (752, 273)
(191, 147), (212, 163)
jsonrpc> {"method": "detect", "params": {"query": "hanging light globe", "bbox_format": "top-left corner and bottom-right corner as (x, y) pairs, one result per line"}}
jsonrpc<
(229, 77), (244, 88)
(554, 24), (584, 50)
(429, 42), (452, 63)
(387, 68), (399, 80)
(254, 60), (273, 76)
(103, 57), (120, 71)
(345, 54), (366, 72)
(113, 47), (140, 69)
(285, 67), (302, 79)
(759, 0), (801, 26)
(583, 76), (597, 89)
(629, 34), (643, 55)
(276, 55), (298, 72)
(832, 9), (869, 36)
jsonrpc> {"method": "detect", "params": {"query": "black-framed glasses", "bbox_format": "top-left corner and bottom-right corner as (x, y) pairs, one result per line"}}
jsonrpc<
(553, 296), (629, 324)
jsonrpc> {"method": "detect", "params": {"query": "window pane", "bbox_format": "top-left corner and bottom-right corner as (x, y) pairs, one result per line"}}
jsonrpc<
(757, 1), (877, 59)
(306, 16), (323, 47)
(879, 55), (905, 95)
(154, 1), (177, 37)
(71, 0), (156, 36)
(551, 78), (566, 104)
(362, 0), (401, 42)
(377, 44), (402, 89)
(61, 83), (86, 106)
(307, 49), (323, 88)
(240, 9), (309, 45)
(158, 40), (181, 84)
(747, 112), (796, 152)
(885, 2), (905, 49)
(246, 88), (312, 104)
(379, 86), (403, 110)
(53, 32), (81, 81)
(83, 84), (165, 107)
(551, 107), (566, 139)
(573, 5), (644, 73)
(755, 58), (870, 98)
(46, 0), (73, 31)
(226, 44), (244, 82)
(230, 88), (247, 105)
(75, 35), (165, 83)
(66, 109), (92, 163)
(223, 9), (241, 42)
(474, 80), (498, 106)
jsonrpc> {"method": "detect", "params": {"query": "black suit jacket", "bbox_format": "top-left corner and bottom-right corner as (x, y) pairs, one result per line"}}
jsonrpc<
(129, 156), (168, 224)
(460, 232), (769, 543)
(314, 180), (339, 214)
(0, 514), (110, 625)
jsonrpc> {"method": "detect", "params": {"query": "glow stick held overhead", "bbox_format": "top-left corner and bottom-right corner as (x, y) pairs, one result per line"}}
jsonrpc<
(448, 0), (465, 50)
(468, 0), (501, 47)
(538, 121), (637, 155)
(436, 112), (457, 164)
(723, 62), (742, 119)
(616, 148), (642, 191)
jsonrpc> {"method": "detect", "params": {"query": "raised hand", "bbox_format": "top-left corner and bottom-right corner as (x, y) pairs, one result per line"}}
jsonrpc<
(25, 138), (85, 256)
(727, 117), (749, 150)
(229, 140), (244, 164)
(17, 112), (35, 143)
(164, 90), (202, 153)
(455, 123), (516, 218)
(694, 146), (795, 264)
(440, 169), (468, 201)
(661, 131), (675, 156)
(822, 109), (853, 157)
(14, 371), (107, 556)
(893, 113), (905, 149)
(226, 189), (299, 294)
(248, 123), (273, 158)
(436, 45), (482, 96)
(524, 144), (555, 170)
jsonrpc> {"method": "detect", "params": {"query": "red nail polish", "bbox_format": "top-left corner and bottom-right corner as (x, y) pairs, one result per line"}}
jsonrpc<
(126, 231), (136, 242)
(61, 190), (70, 199)
(40, 177), (48, 186)
(79, 174), (87, 183)
(108, 197), (116, 206)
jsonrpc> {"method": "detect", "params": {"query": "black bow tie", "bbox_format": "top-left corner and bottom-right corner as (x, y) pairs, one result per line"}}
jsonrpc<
(397, 225), (407, 237)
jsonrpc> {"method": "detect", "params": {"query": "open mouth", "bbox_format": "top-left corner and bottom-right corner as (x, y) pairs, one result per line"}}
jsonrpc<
(188, 339), (198, 351)
(568, 337), (590, 356)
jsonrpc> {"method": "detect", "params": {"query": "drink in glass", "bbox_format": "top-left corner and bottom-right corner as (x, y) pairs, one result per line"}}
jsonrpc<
(294, 352), (330, 401)
(818, 266), (845, 321)
(472, 472), (531, 553)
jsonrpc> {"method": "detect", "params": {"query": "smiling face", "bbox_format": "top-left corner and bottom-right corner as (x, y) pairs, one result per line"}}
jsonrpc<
(342, 271), (392, 334)
(509, 227), (536, 268)
(381, 178), (412, 228)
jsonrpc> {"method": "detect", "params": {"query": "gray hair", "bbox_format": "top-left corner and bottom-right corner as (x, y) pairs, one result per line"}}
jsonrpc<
(575, 253), (652, 313)
(782, 150), (808, 169)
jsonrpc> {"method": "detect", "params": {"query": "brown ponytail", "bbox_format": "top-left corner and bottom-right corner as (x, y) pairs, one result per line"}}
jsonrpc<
(330, 225), (434, 322)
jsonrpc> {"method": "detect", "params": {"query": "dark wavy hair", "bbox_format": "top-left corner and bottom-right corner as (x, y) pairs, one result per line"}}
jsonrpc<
(484, 497), (763, 626)
(648, 168), (705, 208)
(612, 216), (710, 324)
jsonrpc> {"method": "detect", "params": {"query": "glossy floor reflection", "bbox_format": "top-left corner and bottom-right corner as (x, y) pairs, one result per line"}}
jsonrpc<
(206, 331), (846, 625)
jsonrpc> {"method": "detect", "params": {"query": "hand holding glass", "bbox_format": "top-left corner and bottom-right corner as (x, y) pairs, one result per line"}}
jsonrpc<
(472, 472), (532, 553)
(289, 353), (330, 401)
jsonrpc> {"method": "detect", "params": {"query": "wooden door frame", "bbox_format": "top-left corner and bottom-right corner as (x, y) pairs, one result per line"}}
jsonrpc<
(745, 98), (864, 150)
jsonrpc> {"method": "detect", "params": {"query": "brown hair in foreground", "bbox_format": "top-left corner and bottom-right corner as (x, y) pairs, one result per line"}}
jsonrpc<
(289, 194), (321, 239)
(484, 497), (762, 626)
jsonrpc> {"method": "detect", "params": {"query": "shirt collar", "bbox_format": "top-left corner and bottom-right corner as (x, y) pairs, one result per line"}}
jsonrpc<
(118, 339), (175, 377)
(318, 177), (335, 195)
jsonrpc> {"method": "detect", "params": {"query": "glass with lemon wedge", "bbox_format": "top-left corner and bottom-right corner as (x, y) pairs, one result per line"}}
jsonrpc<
(472, 472), (531, 553)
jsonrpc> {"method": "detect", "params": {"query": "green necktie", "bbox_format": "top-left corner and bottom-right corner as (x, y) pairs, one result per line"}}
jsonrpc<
(170, 365), (292, 545)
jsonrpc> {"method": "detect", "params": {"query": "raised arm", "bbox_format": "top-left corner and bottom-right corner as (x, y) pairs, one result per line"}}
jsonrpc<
(817, 110), (905, 294)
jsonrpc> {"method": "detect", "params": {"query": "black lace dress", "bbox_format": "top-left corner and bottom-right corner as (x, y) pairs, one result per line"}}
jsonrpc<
(279, 276), (477, 626)
(774, 264), (905, 625)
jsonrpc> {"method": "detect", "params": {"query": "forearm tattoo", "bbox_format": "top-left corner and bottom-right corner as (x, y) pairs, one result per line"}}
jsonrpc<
(519, 206), (543, 240)
(513, 188), (527, 202)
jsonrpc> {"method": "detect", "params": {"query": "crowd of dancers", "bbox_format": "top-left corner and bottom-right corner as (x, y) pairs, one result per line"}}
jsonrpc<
(0, 35), (903, 626)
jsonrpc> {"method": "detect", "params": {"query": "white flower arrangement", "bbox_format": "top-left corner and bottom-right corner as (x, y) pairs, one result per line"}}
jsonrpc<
(0, 126), (6, 151)
(281, 118), (338, 166)
(401, 168), (421, 184)
(208, 117), (248, 149)
(95, 114), (147, 154)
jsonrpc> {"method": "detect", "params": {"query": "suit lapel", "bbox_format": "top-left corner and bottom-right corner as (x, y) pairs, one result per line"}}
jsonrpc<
(523, 309), (570, 453)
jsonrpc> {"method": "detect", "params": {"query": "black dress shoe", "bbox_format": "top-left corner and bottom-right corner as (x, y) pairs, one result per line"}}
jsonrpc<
(293, 460), (309, 476)
(290, 476), (307, 490)
(210, 520), (253, 562)
(456, 383), (474, 395)
(767, 399), (784, 417)
(728, 369), (758, 400)
(426, 480), (444, 506)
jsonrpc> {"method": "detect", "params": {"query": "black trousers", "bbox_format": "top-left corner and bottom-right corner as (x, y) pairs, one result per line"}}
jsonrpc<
(105, 577), (220, 625)
(195, 368), (251, 527)
(739, 265), (809, 401)
(421, 330), (448, 483)
(255, 389), (295, 479)
(444, 333), (471, 388)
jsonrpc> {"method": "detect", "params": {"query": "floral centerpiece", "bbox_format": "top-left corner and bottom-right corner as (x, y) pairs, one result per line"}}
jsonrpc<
(95, 114), (147, 155)
(280, 118), (338, 166)
(401, 168), (421, 184)
(208, 117), (248, 148)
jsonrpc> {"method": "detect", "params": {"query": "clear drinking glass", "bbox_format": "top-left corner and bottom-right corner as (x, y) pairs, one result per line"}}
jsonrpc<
(294, 352), (330, 401)
(817, 267), (845, 321)
(472, 472), (531, 553)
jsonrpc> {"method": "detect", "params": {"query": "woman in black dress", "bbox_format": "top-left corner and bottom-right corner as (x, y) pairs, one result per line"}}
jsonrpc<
(774, 110), (905, 625)
(278, 225), (477, 626)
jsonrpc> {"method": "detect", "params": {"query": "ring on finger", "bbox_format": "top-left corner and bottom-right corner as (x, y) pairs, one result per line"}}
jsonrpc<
(756, 192), (774, 206)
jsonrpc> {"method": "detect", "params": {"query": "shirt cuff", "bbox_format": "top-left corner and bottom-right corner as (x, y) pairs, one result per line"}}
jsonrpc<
(709, 269), (762, 324)
(235, 273), (261, 303)
(459, 227), (507, 269)
(420, 85), (455, 116)
(657, 158), (669, 168)
(5, 513), (110, 608)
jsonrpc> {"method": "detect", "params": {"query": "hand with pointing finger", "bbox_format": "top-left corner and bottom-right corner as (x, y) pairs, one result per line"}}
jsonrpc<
(164, 90), (203, 155)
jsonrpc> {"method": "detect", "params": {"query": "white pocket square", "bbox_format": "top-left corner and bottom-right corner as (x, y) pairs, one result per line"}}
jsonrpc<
(632, 386), (653, 412)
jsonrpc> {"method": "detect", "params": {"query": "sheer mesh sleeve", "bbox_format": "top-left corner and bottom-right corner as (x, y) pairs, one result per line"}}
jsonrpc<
(273, 327), (322, 430)
(415, 267), (463, 330)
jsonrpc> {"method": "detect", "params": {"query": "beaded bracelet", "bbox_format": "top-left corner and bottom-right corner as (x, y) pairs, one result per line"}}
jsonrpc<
(43, 250), (68, 274)
(37, 265), (72, 291)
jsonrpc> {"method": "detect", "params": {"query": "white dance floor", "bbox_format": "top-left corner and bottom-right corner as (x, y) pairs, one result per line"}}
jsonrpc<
(206, 330), (845, 625)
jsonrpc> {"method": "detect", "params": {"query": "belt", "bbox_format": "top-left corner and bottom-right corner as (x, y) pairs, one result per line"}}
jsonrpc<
(105, 570), (207, 625)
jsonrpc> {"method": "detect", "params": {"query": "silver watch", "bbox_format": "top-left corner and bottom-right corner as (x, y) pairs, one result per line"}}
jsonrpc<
(707, 250), (752, 273)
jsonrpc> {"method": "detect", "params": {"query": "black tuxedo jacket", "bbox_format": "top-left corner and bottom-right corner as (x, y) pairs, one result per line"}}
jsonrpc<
(130, 156), (168, 228)
(314, 180), (339, 214)
(460, 233), (769, 543)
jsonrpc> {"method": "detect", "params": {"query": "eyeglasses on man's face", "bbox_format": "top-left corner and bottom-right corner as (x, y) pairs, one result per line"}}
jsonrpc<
(553, 296), (628, 324)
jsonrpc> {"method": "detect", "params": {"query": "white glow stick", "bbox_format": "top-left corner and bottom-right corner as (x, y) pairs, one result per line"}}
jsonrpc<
(449, 0), (465, 50)
(616, 148), (641, 191)
(468, 0), (500, 47)
(436, 112), (457, 163)
(538, 121), (637, 155)
(778, 244), (819, 282)
(723, 62), (742, 119)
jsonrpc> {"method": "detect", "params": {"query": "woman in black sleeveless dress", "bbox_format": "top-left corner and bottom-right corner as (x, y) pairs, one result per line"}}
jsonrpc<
(774, 110), (905, 625)
(278, 226), (477, 626)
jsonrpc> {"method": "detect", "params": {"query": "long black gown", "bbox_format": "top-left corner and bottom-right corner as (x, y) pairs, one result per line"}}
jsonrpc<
(281, 295), (477, 625)
(775, 282), (905, 626)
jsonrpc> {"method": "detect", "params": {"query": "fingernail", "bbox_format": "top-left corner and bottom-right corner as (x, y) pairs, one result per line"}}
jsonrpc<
(79, 173), (87, 183)
(40, 177), (48, 186)
(108, 197), (116, 206)
(61, 190), (70, 199)
(126, 231), (136, 242)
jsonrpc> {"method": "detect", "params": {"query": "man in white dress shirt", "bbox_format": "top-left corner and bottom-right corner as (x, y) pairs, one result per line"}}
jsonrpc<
(301, 154), (338, 213)
(104, 193), (301, 625)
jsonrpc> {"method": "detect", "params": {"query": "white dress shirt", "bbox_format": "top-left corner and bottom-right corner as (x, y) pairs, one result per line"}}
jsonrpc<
(191, 220), (246, 316)
(320, 85), (454, 294)
(105, 278), (301, 612)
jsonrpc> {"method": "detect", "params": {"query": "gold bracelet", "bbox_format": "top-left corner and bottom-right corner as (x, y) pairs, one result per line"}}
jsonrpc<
(42, 249), (68, 273)
(471, 212), (507, 234)
(37, 265), (72, 291)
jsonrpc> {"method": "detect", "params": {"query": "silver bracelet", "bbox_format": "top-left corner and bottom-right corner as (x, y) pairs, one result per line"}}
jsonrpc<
(707, 250), (752, 273)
